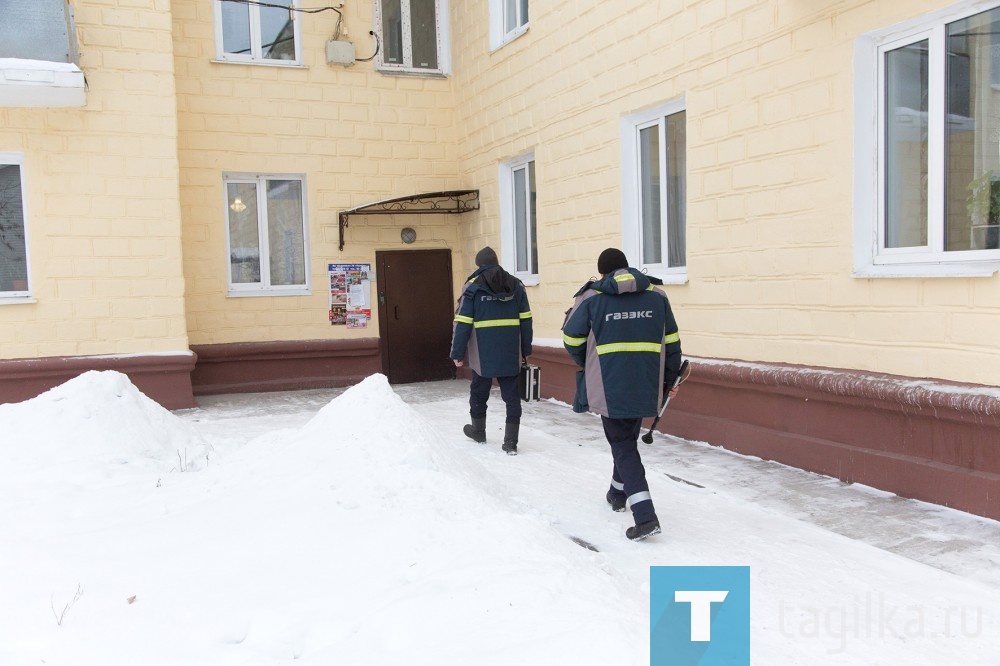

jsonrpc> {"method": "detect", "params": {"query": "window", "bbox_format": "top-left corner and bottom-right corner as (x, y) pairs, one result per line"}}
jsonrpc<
(855, 2), (1000, 276)
(374, 0), (451, 75)
(213, 0), (301, 65)
(621, 100), (687, 282)
(224, 174), (310, 296)
(0, 153), (31, 299)
(489, 0), (529, 50)
(499, 152), (538, 284)
(0, 0), (85, 107)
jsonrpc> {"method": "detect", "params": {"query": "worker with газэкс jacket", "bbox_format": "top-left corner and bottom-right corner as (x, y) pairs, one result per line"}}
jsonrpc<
(562, 248), (682, 541)
(450, 246), (533, 455)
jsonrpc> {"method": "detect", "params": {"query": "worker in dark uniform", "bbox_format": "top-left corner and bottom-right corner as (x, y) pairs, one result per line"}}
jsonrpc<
(562, 248), (682, 540)
(451, 246), (533, 455)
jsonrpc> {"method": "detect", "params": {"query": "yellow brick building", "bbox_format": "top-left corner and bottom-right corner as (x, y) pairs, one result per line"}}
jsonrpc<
(1, 0), (998, 518)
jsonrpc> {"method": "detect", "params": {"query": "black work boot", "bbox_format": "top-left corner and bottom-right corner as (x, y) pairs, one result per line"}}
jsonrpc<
(626, 518), (661, 541)
(502, 421), (519, 455)
(606, 489), (626, 512)
(463, 416), (486, 443)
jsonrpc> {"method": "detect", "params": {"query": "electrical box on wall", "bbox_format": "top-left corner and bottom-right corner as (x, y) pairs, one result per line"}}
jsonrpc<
(326, 40), (355, 66)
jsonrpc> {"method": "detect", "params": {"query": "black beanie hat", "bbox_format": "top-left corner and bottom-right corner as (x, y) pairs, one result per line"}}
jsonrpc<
(475, 246), (499, 267)
(597, 248), (629, 275)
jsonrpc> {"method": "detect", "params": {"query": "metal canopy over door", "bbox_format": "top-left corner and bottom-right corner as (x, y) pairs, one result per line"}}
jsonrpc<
(376, 249), (455, 384)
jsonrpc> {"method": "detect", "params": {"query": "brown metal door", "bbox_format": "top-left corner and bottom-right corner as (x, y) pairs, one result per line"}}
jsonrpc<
(376, 249), (456, 384)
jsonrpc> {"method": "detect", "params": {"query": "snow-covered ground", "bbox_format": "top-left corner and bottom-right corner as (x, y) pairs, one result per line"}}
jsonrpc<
(0, 370), (997, 665)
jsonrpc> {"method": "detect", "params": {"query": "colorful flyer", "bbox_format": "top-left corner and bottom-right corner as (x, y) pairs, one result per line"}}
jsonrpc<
(328, 263), (372, 326)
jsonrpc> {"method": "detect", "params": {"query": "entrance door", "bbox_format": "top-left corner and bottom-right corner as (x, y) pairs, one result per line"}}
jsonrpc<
(376, 249), (456, 384)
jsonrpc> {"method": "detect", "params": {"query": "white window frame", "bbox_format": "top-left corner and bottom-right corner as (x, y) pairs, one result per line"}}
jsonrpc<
(212, 0), (303, 66)
(499, 151), (538, 285)
(489, 0), (529, 51)
(620, 98), (688, 284)
(0, 152), (33, 304)
(853, 0), (1000, 277)
(223, 172), (311, 297)
(373, 0), (451, 76)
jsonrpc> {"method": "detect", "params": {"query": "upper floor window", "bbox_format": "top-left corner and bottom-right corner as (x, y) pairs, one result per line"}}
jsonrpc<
(489, 0), (529, 50)
(374, 0), (451, 75)
(854, 2), (1000, 276)
(499, 152), (538, 284)
(0, 153), (31, 300)
(214, 0), (302, 65)
(620, 100), (687, 283)
(224, 173), (310, 296)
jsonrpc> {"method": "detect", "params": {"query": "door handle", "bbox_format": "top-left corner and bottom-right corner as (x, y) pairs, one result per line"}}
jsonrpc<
(394, 305), (399, 320)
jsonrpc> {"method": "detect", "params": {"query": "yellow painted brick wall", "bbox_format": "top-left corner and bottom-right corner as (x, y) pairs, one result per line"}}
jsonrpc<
(171, 0), (466, 345)
(450, 0), (1000, 386)
(0, 0), (189, 360)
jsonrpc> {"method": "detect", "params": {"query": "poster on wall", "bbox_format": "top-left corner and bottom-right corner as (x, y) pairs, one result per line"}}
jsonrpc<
(328, 263), (372, 327)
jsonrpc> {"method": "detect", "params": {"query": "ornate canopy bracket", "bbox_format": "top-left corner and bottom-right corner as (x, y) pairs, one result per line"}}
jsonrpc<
(338, 190), (480, 251)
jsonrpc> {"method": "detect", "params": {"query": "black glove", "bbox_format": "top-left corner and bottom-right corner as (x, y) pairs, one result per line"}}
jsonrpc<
(663, 370), (679, 390)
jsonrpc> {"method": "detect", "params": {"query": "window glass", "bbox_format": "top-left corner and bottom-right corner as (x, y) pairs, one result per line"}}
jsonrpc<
(945, 8), (1000, 251)
(410, 0), (438, 69)
(227, 182), (261, 284)
(512, 162), (537, 274)
(666, 111), (687, 268)
(639, 124), (662, 265)
(884, 41), (929, 249)
(220, 1), (252, 57)
(260, 0), (296, 60)
(381, 0), (403, 65)
(0, 162), (28, 294)
(266, 180), (306, 286)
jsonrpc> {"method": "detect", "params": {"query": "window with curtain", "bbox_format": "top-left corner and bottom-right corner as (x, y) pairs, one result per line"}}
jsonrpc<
(225, 174), (309, 295)
(214, 0), (301, 65)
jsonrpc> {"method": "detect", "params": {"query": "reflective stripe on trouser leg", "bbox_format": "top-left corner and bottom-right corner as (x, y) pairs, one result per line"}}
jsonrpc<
(601, 416), (656, 524)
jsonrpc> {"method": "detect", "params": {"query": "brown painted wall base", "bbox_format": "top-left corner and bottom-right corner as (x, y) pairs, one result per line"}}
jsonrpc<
(528, 347), (1000, 522)
(0, 353), (197, 409)
(189, 338), (382, 396)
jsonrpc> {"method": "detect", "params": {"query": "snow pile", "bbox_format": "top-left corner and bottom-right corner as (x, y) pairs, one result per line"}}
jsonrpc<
(0, 370), (212, 475)
(0, 372), (646, 665)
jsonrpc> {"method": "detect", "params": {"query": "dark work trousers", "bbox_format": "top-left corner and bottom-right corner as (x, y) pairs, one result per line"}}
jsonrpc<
(469, 371), (522, 423)
(602, 416), (657, 524)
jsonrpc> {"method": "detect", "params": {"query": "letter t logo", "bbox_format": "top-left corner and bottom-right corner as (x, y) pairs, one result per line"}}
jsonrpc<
(674, 590), (729, 641)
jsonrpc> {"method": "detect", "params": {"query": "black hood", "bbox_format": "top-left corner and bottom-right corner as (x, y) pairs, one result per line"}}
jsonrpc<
(477, 265), (519, 297)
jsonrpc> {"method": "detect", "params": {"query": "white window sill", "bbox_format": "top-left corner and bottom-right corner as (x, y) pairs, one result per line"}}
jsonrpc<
(211, 59), (304, 68)
(375, 66), (448, 78)
(490, 24), (529, 52)
(518, 275), (539, 287)
(0, 296), (37, 305)
(641, 267), (688, 285)
(0, 58), (85, 108)
(227, 288), (312, 298)
(854, 261), (1000, 278)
